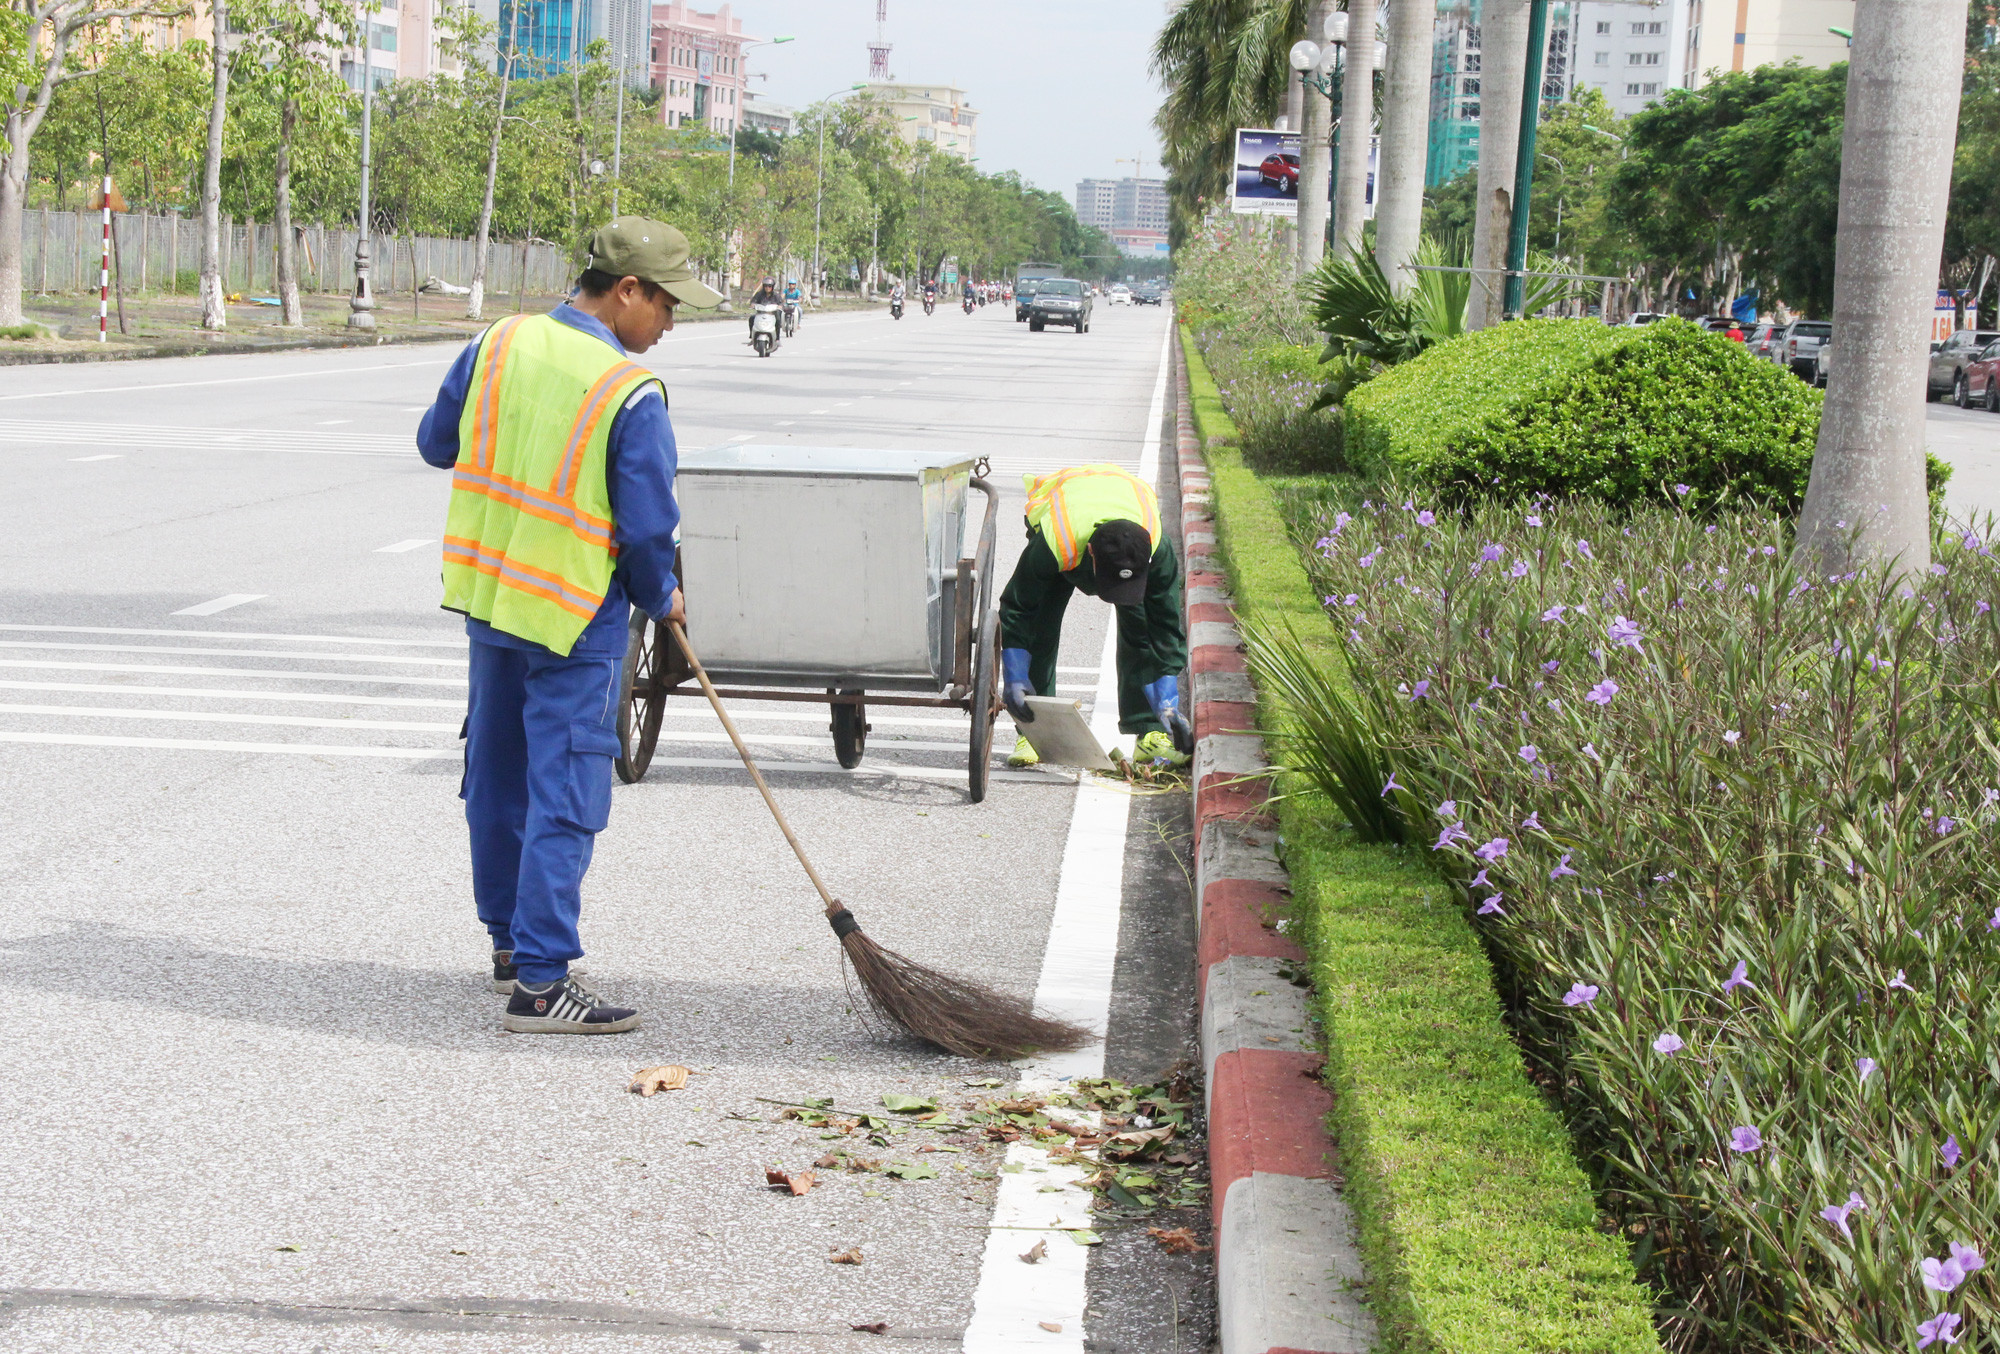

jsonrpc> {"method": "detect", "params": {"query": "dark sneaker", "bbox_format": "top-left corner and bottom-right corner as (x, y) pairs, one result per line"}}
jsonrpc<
(491, 950), (585, 994)
(503, 975), (640, 1035)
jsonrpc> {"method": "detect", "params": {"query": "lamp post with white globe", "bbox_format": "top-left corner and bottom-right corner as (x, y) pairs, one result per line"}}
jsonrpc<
(1288, 5), (1345, 276)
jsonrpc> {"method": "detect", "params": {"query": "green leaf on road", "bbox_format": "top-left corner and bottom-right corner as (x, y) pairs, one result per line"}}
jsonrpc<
(1067, 1230), (1104, 1246)
(881, 1094), (937, 1114)
(883, 1161), (939, 1180)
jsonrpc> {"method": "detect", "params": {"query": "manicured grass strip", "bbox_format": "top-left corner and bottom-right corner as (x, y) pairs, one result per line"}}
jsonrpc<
(1188, 337), (1664, 1353)
(1177, 322), (1239, 448)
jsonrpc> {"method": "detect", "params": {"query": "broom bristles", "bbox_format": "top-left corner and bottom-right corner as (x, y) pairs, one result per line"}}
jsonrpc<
(833, 914), (1092, 1062)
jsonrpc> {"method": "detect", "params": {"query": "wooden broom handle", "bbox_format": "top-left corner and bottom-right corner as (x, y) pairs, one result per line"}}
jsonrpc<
(666, 621), (840, 913)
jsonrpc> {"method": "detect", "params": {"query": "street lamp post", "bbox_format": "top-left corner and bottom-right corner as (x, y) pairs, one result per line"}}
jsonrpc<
(811, 82), (867, 302)
(722, 35), (793, 302)
(347, 14), (375, 331)
(1502, 0), (1554, 319)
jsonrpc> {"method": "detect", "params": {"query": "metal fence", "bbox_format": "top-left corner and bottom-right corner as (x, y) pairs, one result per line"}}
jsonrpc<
(19, 207), (572, 298)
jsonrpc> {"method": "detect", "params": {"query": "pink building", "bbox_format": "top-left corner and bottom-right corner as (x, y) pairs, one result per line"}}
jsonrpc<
(651, 2), (754, 132)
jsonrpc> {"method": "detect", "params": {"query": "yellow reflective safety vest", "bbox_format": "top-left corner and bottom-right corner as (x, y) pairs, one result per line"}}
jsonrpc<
(440, 313), (662, 656)
(1022, 464), (1161, 570)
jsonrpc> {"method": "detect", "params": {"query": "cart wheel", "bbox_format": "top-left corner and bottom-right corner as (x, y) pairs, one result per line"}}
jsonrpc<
(830, 690), (867, 768)
(616, 611), (666, 784)
(967, 611), (999, 803)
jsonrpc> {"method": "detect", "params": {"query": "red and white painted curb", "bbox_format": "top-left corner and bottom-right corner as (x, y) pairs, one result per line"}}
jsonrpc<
(1176, 343), (1376, 1354)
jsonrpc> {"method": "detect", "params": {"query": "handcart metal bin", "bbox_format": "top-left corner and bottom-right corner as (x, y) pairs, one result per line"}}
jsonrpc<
(615, 446), (1004, 801)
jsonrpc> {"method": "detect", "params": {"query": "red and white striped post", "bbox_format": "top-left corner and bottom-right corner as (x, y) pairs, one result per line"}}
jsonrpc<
(98, 173), (111, 343)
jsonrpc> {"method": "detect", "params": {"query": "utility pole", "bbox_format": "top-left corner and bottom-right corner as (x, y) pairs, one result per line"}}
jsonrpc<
(1501, 0), (1552, 319)
(347, 12), (376, 331)
(611, 52), (625, 216)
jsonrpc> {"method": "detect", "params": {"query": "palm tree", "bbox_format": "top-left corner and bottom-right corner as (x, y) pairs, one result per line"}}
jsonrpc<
(1795, 0), (1968, 573)
(1152, 0), (1310, 246)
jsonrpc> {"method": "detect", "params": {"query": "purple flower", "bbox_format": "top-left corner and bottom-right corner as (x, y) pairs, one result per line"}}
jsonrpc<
(1576, 539), (1595, 560)
(1410, 679), (1431, 700)
(1358, 551), (1378, 568)
(1526, 513), (1543, 527)
(1722, 961), (1755, 994)
(1917, 1312), (1962, 1349)
(1550, 852), (1579, 880)
(1467, 867), (1490, 888)
(1477, 894), (1506, 916)
(1980, 601), (1993, 616)
(1343, 593), (1359, 606)
(1481, 542), (1505, 562)
(1416, 509), (1436, 527)
(1607, 615), (1644, 650)
(1989, 907), (2000, 931)
(1923, 1255), (1968, 1293)
(1518, 745), (1539, 764)
(1563, 982), (1599, 1007)
(1728, 1125), (1763, 1153)
(1890, 970), (1915, 993)
(1540, 604), (1567, 623)
(1674, 483), (1691, 496)
(1510, 558), (1530, 577)
(1820, 1191), (1866, 1241)
(1432, 824), (1472, 851)
(1952, 1242), (1985, 1275)
(1937, 817), (1957, 835)
(1723, 730), (1741, 745)
(1381, 773), (1403, 798)
(1582, 742), (1601, 763)
(1585, 679), (1619, 706)
(1858, 1057), (1879, 1082)
(1474, 837), (1509, 862)
(1436, 800), (1458, 820)
(1542, 660), (1561, 674)
(1943, 1135), (1963, 1169)
(1652, 1032), (1684, 1055)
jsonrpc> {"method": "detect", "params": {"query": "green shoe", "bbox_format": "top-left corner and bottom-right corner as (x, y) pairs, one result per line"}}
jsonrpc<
(1007, 735), (1040, 768)
(1135, 730), (1190, 768)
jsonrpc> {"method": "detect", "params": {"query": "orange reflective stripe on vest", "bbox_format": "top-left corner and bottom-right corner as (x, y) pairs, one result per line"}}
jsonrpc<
(557, 360), (652, 498)
(467, 314), (530, 470)
(442, 535), (604, 622)
(1023, 464), (1160, 570)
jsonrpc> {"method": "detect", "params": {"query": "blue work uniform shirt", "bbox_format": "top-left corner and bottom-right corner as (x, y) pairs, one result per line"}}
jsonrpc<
(416, 304), (681, 657)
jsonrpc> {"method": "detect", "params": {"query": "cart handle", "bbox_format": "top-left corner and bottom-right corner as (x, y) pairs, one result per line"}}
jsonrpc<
(968, 474), (999, 624)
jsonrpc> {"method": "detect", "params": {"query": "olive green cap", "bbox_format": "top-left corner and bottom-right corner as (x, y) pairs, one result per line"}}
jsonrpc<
(583, 216), (724, 309)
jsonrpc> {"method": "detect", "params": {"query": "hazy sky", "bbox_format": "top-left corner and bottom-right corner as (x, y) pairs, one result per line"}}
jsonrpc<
(728, 0), (1168, 204)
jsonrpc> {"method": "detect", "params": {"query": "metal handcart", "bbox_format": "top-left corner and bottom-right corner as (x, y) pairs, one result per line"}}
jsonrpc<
(614, 446), (1004, 801)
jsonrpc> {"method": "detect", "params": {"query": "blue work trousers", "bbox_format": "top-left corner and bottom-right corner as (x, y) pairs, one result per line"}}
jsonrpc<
(461, 637), (623, 985)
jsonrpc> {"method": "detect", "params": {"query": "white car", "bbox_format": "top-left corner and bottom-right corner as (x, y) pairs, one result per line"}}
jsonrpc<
(1108, 286), (1132, 306)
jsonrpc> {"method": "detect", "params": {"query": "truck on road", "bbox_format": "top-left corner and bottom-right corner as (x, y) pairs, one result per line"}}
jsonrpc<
(1015, 262), (1060, 322)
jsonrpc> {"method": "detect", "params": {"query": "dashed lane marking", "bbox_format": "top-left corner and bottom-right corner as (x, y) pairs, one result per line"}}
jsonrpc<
(374, 539), (435, 553)
(171, 594), (265, 617)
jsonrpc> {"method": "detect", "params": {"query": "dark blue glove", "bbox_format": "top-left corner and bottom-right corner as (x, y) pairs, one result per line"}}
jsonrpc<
(1144, 675), (1194, 756)
(1002, 648), (1035, 723)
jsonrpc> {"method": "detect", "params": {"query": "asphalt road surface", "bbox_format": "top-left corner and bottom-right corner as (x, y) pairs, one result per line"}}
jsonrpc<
(1929, 398), (2000, 526)
(0, 300), (1211, 1350)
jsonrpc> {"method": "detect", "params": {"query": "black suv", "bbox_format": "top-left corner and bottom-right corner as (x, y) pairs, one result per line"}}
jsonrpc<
(1028, 278), (1092, 333)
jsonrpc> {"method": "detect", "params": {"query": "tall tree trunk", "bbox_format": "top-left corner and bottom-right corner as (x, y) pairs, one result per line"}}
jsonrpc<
(468, 17), (519, 322)
(1470, 0), (1528, 329)
(200, 0), (229, 331)
(274, 94), (301, 326)
(1296, 0), (1337, 274)
(1796, 0), (1968, 575)
(1375, 0), (1431, 290)
(1332, 0), (1377, 259)
(0, 120), (29, 327)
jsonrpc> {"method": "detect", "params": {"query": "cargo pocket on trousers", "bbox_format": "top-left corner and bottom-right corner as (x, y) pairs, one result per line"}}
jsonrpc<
(562, 719), (621, 832)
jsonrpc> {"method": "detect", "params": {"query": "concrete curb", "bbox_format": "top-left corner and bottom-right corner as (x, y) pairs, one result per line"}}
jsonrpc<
(1176, 338), (1376, 1354)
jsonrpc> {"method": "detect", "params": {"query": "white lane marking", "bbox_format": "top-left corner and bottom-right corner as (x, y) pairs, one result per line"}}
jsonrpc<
(0, 659), (465, 686)
(963, 623), (1128, 1354)
(67, 454), (121, 462)
(0, 732), (1054, 781)
(0, 358), (452, 404)
(317, 419), (353, 425)
(964, 322), (1175, 1352)
(729, 433), (755, 442)
(833, 401), (853, 407)
(774, 420), (796, 427)
(374, 538), (435, 553)
(809, 409), (829, 415)
(0, 420), (409, 458)
(0, 623), (462, 647)
(0, 640), (464, 667)
(172, 594), (265, 617)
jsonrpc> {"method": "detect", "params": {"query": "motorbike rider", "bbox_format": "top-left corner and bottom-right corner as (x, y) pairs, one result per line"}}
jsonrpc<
(749, 276), (778, 337)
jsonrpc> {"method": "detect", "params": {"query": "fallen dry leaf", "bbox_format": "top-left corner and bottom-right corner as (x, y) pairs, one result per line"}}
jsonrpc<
(1039, 1322), (1063, 1333)
(850, 1322), (889, 1334)
(993, 1096), (1047, 1114)
(1019, 1239), (1048, 1264)
(846, 1157), (883, 1173)
(764, 1167), (817, 1196)
(828, 1247), (864, 1264)
(1101, 1125), (1176, 1160)
(627, 1065), (690, 1096)
(1147, 1226), (1208, 1255)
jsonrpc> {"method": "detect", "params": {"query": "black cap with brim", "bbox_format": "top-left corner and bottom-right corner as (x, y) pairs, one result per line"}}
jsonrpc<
(1089, 519), (1152, 607)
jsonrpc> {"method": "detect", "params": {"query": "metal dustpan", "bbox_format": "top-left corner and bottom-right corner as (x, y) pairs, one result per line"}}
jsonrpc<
(1018, 696), (1116, 771)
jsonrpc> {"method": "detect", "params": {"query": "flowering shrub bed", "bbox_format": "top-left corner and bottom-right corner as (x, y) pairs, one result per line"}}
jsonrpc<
(1289, 492), (2000, 1352)
(1339, 319), (1957, 514)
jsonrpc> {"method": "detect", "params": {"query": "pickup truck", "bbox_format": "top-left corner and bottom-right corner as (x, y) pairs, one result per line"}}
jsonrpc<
(1026, 278), (1092, 333)
(1775, 319), (1831, 381)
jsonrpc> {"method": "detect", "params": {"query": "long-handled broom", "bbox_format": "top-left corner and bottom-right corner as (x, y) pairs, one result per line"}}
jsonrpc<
(667, 622), (1090, 1062)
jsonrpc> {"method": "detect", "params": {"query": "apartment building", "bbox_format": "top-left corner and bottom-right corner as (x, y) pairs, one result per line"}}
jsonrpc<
(1076, 176), (1168, 254)
(651, 1), (752, 131)
(741, 91), (797, 137)
(1682, 0), (1854, 87)
(1567, 1), (1689, 117)
(864, 83), (977, 159)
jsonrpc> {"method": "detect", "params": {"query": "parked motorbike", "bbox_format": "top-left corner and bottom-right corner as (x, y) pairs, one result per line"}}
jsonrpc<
(751, 302), (782, 357)
(890, 296), (904, 320)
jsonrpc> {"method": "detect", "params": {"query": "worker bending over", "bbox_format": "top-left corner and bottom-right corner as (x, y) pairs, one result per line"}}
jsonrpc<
(416, 217), (721, 1034)
(999, 464), (1192, 768)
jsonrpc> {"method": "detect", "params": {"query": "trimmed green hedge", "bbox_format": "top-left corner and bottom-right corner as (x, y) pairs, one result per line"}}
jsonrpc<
(1343, 316), (1947, 510)
(1178, 322), (1240, 448)
(1188, 334), (1664, 1352)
